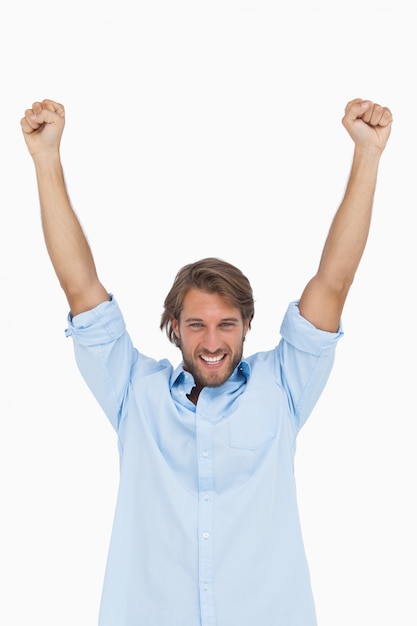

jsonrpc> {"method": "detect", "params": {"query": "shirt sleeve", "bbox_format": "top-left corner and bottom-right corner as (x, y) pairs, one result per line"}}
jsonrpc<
(278, 301), (344, 431)
(65, 296), (138, 431)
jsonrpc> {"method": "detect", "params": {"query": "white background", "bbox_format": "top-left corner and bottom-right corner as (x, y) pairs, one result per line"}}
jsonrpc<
(1, 1), (415, 624)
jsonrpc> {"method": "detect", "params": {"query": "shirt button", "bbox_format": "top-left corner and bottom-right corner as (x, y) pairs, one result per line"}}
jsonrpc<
(203, 583), (209, 591)
(202, 450), (209, 458)
(203, 494), (210, 501)
(203, 532), (210, 539)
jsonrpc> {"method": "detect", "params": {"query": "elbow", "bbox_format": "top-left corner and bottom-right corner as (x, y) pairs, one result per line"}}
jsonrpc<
(320, 267), (355, 299)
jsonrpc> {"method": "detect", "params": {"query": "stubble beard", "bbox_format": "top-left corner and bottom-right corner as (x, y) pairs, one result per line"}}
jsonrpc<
(181, 345), (244, 389)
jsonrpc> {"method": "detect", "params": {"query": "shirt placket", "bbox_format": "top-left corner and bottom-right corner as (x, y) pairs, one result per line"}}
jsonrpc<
(196, 407), (216, 626)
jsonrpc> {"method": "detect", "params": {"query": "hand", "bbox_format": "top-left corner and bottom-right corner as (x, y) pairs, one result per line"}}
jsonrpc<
(21, 99), (65, 157)
(342, 98), (393, 154)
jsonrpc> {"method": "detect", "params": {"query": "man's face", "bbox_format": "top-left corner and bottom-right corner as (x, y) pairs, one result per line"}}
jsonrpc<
(171, 288), (250, 389)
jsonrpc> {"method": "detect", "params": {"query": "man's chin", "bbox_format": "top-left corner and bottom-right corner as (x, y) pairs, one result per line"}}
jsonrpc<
(196, 368), (233, 389)
(204, 378), (227, 389)
(184, 354), (242, 389)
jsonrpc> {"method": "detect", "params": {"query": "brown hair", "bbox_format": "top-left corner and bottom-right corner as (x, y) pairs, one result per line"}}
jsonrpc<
(160, 257), (255, 347)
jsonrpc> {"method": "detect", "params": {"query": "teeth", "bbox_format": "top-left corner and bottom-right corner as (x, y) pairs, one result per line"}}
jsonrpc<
(201, 355), (224, 363)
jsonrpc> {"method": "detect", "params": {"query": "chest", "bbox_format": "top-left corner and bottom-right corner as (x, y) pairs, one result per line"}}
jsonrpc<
(121, 380), (296, 495)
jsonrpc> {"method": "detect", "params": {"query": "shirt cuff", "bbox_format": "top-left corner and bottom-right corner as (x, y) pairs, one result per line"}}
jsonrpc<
(65, 295), (126, 346)
(280, 301), (343, 355)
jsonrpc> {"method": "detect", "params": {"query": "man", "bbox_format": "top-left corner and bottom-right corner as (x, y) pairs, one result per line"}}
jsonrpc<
(21, 98), (392, 626)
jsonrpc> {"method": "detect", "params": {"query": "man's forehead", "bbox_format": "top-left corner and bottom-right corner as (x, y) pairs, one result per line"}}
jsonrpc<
(181, 288), (241, 319)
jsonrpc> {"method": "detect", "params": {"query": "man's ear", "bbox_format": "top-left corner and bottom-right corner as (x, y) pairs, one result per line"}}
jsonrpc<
(171, 316), (180, 339)
(243, 318), (251, 338)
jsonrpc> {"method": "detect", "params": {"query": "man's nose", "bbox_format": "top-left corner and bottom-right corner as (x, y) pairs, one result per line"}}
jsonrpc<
(202, 328), (221, 352)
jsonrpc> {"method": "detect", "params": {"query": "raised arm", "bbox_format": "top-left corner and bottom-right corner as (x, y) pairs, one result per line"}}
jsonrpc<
(298, 98), (393, 332)
(21, 99), (109, 316)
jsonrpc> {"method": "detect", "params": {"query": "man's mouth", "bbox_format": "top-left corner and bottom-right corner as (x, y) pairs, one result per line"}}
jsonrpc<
(200, 354), (226, 364)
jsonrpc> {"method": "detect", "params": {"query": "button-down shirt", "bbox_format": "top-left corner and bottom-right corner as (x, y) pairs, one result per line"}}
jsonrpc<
(66, 297), (343, 626)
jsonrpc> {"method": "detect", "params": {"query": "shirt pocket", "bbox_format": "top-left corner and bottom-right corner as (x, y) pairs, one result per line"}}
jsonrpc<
(228, 393), (280, 451)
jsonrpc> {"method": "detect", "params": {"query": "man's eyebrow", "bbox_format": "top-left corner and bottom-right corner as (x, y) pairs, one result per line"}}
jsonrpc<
(184, 316), (240, 323)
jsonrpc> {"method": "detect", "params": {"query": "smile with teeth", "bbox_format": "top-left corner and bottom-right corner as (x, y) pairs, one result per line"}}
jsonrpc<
(200, 354), (226, 364)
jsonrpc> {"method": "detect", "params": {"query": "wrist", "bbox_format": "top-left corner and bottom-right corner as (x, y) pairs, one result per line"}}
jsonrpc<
(353, 144), (384, 163)
(32, 150), (62, 168)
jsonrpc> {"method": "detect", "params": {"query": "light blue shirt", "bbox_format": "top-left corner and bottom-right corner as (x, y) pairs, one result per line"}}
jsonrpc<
(66, 297), (343, 626)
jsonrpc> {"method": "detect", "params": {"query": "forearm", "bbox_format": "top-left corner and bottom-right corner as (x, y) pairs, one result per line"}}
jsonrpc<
(317, 146), (381, 289)
(33, 152), (108, 314)
(299, 146), (383, 331)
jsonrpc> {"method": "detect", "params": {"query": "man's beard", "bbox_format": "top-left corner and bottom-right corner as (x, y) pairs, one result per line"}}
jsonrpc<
(181, 346), (243, 389)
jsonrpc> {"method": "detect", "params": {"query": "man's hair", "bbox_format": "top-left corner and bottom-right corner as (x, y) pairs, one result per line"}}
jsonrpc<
(160, 257), (255, 347)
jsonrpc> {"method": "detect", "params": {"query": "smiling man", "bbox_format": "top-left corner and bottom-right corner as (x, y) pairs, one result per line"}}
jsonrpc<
(165, 263), (253, 402)
(21, 97), (392, 626)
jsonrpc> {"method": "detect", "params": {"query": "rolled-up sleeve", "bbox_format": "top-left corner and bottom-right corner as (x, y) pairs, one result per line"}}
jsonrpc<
(65, 297), (136, 431)
(278, 301), (344, 430)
